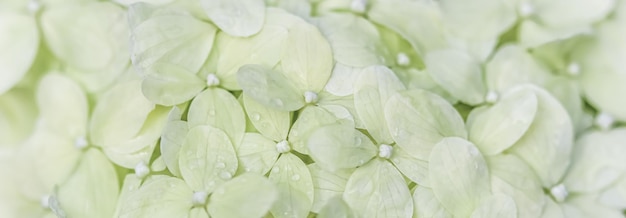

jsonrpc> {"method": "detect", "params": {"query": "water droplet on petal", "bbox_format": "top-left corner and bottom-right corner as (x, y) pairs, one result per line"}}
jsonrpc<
(291, 174), (301, 181)
(272, 166), (281, 174)
(219, 171), (232, 180)
(251, 112), (261, 121)
(216, 162), (226, 169)
(271, 98), (284, 107)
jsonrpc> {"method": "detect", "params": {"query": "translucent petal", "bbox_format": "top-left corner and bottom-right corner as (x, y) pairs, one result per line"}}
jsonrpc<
(208, 173), (278, 218)
(468, 86), (538, 155)
(308, 164), (353, 213)
(119, 177), (193, 218)
(518, 20), (591, 48)
(280, 18), (333, 92)
(215, 9), (291, 90)
(323, 63), (363, 96)
(190, 208), (210, 218)
(237, 64), (305, 111)
(307, 123), (377, 172)
(36, 74), (88, 138)
(470, 194), (517, 218)
(385, 89), (467, 160)
(438, 0), (515, 40)
(487, 154), (544, 218)
(317, 196), (354, 218)
(290, 106), (345, 154)
(534, 0), (614, 28)
(412, 186), (452, 218)
(343, 159), (413, 218)
(389, 146), (430, 187)
(563, 194), (625, 218)
(314, 13), (385, 67)
(129, 3), (217, 75)
(57, 149), (119, 218)
(539, 197), (564, 218)
(0, 88), (37, 147)
(200, 0), (265, 37)
(90, 80), (155, 147)
(270, 0), (311, 17)
(113, 175), (142, 218)
(160, 119), (188, 177)
(235, 133), (279, 175)
(508, 86), (573, 187)
(429, 137), (491, 217)
(425, 49), (486, 105)
(0, 12), (38, 94)
(188, 88), (246, 146)
(485, 45), (552, 92)
(142, 62), (206, 106)
(354, 65), (405, 144)
(269, 153), (314, 218)
(243, 94), (290, 142)
(179, 126), (238, 193)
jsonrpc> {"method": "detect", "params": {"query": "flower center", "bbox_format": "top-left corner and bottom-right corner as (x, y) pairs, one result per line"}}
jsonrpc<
(350, 0), (367, 13)
(206, 74), (220, 87)
(519, 2), (534, 17)
(27, 0), (41, 14)
(378, 144), (393, 159)
(549, 184), (568, 203)
(595, 112), (614, 131)
(396, 53), (410, 66)
(303, 91), (318, 104)
(566, 62), (580, 76)
(74, 136), (89, 150)
(192, 191), (208, 206)
(134, 161), (150, 179)
(40, 195), (50, 208)
(276, 140), (291, 153)
(484, 91), (499, 104)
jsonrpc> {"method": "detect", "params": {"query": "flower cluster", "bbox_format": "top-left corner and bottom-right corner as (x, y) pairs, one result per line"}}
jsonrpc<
(1, 0), (626, 218)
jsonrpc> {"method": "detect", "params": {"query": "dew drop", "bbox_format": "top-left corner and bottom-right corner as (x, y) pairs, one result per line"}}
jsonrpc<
(291, 174), (301, 181)
(219, 171), (232, 179)
(272, 166), (281, 174)
(272, 98), (284, 107)
(251, 112), (261, 121)
(208, 109), (216, 116)
(216, 162), (226, 169)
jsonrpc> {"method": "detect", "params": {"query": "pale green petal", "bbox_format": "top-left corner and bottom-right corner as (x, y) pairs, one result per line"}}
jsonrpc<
(290, 106), (345, 154)
(390, 146), (430, 187)
(354, 65), (405, 144)
(160, 118), (189, 177)
(563, 194), (625, 218)
(307, 123), (377, 172)
(235, 133), (279, 175)
(280, 19), (333, 92)
(508, 86), (573, 187)
(385, 89), (467, 160)
(534, 0), (614, 28)
(0, 12), (38, 95)
(468, 86), (538, 155)
(412, 186), (452, 218)
(90, 80), (155, 147)
(57, 149), (119, 218)
(200, 0), (265, 37)
(343, 159), (413, 218)
(215, 8), (292, 90)
(269, 0), (311, 17)
(323, 63), (363, 96)
(308, 164), (353, 213)
(114, 0), (174, 6)
(208, 173), (278, 218)
(518, 20), (591, 48)
(487, 154), (544, 218)
(237, 64), (305, 111)
(425, 49), (486, 105)
(119, 177), (193, 218)
(142, 62), (206, 106)
(429, 137), (491, 217)
(544, 77), (592, 133)
(243, 93), (290, 142)
(36, 74), (88, 138)
(129, 3), (217, 75)
(179, 125), (238, 193)
(470, 194), (517, 218)
(315, 13), (385, 67)
(539, 197), (564, 218)
(269, 153), (314, 218)
(113, 175), (142, 218)
(190, 208), (210, 218)
(485, 45), (552, 92)
(317, 196), (354, 218)
(188, 88), (246, 146)
(438, 0), (515, 40)
(41, 2), (127, 71)
(0, 88), (37, 147)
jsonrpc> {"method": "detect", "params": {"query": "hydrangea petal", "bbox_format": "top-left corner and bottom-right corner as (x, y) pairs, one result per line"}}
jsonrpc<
(307, 123), (377, 172)
(412, 186), (452, 218)
(438, 0), (515, 40)
(243, 93), (290, 142)
(208, 173), (278, 218)
(188, 88), (246, 146)
(290, 106), (345, 154)
(237, 64), (305, 111)
(317, 196), (354, 218)
(119, 177), (193, 218)
(308, 164), (353, 213)
(470, 194), (518, 218)
(425, 49), (486, 105)
(390, 146), (430, 187)
(269, 153), (314, 218)
(235, 133), (279, 175)
(200, 0), (265, 37)
(160, 118), (188, 176)
(36, 74), (88, 138)
(142, 63), (206, 106)
(0, 12), (38, 94)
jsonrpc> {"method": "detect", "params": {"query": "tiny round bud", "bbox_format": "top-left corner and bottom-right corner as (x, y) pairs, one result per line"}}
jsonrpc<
(485, 91), (499, 104)
(550, 184), (568, 203)
(134, 161), (150, 179)
(378, 144), (393, 159)
(206, 74), (220, 87)
(304, 91), (318, 104)
(276, 140), (291, 153)
(396, 53), (410, 66)
(350, 0), (367, 13)
(192, 191), (208, 206)
(566, 62), (580, 76)
(595, 112), (614, 131)
(74, 136), (89, 150)
(519, 2), (534, 17)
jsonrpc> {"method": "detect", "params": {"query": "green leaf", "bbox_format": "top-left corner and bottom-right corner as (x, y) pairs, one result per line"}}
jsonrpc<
(0, 12), (38, 95)
(307, 123), (377, 172)
(269, 153), (314, 218)
(429, 137), (491, 217)
(343, 159), (413, 218)
(470, 194), (517, 218)
(36, 74), (88, 139)
(317, 196), (354, 218)
(235, 133), (279, 175)
(237, 64), (305, 111)
(425, 49), (486, 105)
(389, 146), (430, 187)
(57, 149), (119, 218)
(179, 125), (238, 193)
(119, 177), (193, 218)
(188, 88), (246, 146)
(354, 65), (405, 144)
(142, 62), (206, 106)
(385, 89), (467, 160)
(508, 86), (573, 187)
(468, 86), (538, 155)
(90, 80), (155, 147)
(290, 106), (344, 154)
(160, 117), (189, 177)
(243, 93), (290, 142)
(208, 173), (278, 218)
(308, 164), (353, 213)
(412, 186), (452, 218)
(129, 3), (217, 75)
(200, 0), (265, 37)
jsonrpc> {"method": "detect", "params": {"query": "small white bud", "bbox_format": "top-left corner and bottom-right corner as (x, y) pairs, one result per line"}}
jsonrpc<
(206, 74), (220, 87)
(485, 91), (499, 104)
(27, 0), (41, 14)
(276, 140), (291, 153)
(550, 184), (568, 203)
(304, 91), (318, 104)
(40, 195), (50, 208)
(74, 136), (88, 150)
(350, 0), (367, 13)
(595, 112), (614, 131)
(396, 53), (410, 66)
(519, 2), (534, 17)
(566, 62), (580, 76)
(134, 161), (150, 179)
(192, 191), (208, 206)
(378, 144), (393, 159)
